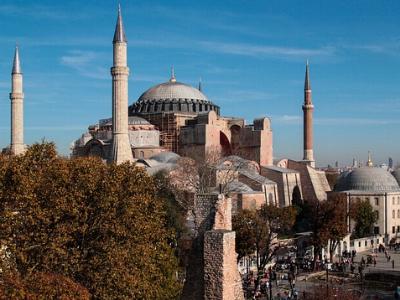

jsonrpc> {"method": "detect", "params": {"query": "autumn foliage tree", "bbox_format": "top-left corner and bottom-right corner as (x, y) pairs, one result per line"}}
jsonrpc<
(320, 194), (349, 262)
(293, 194), (350, 265)
(0, 142), (181, 299)
(233, 204), (296, 292)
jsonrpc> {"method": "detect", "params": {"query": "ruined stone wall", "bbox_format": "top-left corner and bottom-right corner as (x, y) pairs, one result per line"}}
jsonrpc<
(181, 194), (218, 300)
(203, 196), (244, 300)
(181, 194), (244, 300)
(237, 118), (273, 166)
(204, 231), (243, 300)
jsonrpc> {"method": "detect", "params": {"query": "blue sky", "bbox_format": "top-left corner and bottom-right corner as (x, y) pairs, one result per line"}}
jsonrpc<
(0, 0), (399, 167)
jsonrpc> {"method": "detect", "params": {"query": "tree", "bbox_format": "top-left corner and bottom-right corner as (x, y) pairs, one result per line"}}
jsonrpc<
(0, 142), (181, 299)
(294, 197), (348, 267)
(169, 147), (250, 200)
(350, 199), (377, 238)
(0, 271), (90, 299)
(233, 205), (297, 292)
(320, 194), (349, 262)
(233, 210), (265, 262)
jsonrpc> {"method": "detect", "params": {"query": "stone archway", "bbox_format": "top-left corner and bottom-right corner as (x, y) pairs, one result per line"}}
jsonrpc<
(220, 131), (232, 156)
(292, 185), (302, 206)
(84, 139), (105, 159)
(230, 125), (241, 154)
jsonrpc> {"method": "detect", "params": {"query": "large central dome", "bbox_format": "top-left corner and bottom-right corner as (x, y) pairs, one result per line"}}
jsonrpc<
(129, 75), (219, 115)
(335, 167), (400, 192)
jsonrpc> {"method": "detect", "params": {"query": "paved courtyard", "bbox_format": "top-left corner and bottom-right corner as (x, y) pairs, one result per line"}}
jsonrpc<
(356, 248), (400, 271)
(246, 249), (400, 299)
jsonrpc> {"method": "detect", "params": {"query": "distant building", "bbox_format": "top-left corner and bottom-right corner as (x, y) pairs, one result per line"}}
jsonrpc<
(389, 157), (394, 169)
(331, 165), (400, 242)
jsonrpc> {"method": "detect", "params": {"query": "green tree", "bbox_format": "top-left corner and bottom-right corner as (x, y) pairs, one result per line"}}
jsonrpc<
(350, 199), (377, 238)
(0, 142), (181, 299)
(233, 210), (264, 261)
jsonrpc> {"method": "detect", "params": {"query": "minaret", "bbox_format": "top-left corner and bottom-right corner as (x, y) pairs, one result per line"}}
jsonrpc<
(110, 5), (133, 164)
(170, 66), (176, 83)
(302, 60), (315, 167)
(367, 151), (373, 167)
(198, 77), (202, 92)
(10, 46), (25, 155)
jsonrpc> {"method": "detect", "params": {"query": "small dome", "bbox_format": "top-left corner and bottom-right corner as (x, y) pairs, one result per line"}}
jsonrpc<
(129, 79), (219, 115)
(335, 167), (400, 192)
(149, 151), (180, 164)
(99, 116), (150, 126)
(128, 116), (150, 125)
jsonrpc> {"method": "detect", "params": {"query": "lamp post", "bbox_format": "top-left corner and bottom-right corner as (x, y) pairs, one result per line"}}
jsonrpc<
(269, 267), (272, 300)
(326, 266), (329, 297)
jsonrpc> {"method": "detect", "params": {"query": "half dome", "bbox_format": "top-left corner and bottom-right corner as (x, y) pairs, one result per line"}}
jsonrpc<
(335, 167), (400, 192)
(392, 169), (400, 186)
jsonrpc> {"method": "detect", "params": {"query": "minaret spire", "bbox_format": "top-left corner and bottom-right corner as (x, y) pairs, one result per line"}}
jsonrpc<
(113, 3), (127, 43)
(198, 77), (202, 91)
(304, 59), (311, 91)
(12, 46), (22, 74)
(367, 151), (373, 167)
(302, 60), (315, 167)
(110, 4), (133, 164)
(170, 66), (176, 82)
(10, 46), (25, 155)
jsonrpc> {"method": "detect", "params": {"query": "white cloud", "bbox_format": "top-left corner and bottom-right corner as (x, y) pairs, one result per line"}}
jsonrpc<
(272, 115), (400, 126)
(0, 126), (86, 131)
(0, 4), (89, 20)
(60, 50), (108, 80)
(198, 41), (336, 60)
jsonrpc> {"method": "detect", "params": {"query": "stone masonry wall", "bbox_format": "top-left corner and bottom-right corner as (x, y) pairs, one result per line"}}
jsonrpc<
(181, 194), (244, 300)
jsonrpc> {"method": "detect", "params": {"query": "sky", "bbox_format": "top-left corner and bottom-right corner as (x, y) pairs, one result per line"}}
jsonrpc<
(0, 0), (399, 167)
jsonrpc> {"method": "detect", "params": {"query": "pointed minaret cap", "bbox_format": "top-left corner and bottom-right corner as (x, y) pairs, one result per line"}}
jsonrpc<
(170, 66), (176, 82)
(198, 77), (202, 91)
(304, 59), (311, 90)
(367, 151), (373, 167)
(113, 4), (127, 43)
(12, 46), (22, 74)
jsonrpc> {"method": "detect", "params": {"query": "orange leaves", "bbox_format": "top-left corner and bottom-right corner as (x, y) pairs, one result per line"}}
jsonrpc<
(0, 142), (181, 299)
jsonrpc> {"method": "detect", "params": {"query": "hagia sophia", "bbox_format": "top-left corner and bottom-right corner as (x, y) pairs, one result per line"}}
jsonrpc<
(5, 5), (400, 244)
(69, 5), (329, 209)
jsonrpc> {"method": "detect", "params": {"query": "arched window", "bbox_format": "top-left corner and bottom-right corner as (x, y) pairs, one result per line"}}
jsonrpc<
(397, 209), (400, 218)
(393, 210), (396, 219)
(393, 197), (396, 205)
(268, 193), (274, 206)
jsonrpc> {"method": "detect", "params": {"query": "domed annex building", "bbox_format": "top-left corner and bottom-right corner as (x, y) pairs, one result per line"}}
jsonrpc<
(332, 164), (400, 242)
